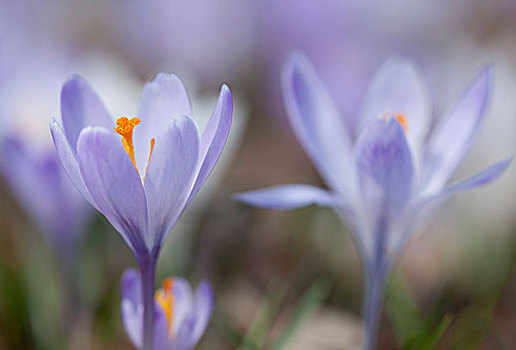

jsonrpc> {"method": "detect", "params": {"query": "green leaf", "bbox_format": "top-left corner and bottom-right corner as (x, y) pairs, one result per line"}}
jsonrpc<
(270, 279), (331, 350)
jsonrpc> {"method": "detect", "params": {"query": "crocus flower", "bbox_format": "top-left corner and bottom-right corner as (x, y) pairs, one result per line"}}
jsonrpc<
(235, 53), (512, 349)
(121, 268), (214, 350)
(0, 136), (90, 258)
(50, 73), (232, 349)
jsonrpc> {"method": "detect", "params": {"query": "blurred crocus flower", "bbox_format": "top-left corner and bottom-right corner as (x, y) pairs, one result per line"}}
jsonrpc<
(0, 136), (90, 257)
(121, 268), (214, 350)
(50, 73), (231, 348)
(235, 53), (512, 348)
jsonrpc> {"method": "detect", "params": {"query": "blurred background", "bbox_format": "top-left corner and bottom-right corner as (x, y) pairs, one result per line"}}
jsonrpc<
(0, 0), (515, 349)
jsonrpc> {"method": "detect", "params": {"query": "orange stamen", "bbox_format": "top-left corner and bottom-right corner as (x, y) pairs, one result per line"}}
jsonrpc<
(143, 138), (155, 182)
(115, 117), (141, 172)
(383, 113), (408, 132)
(154, 278), (175, 338)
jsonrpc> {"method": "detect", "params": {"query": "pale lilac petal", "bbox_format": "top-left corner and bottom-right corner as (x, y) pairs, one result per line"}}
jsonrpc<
(50, 119), (98, 209)
(234, 184), (336, 210)
(134, 73), (192, 175)
(188, 281), (214, 347)
(60, 76), (113, 150)
(282, 53), (353, 197)
(121, 268), (143, 349)
(186, 84), (233, 205)
(153, 302), (172, 350)
(359, 58), (429, 148)
(422, 66), (493, 193)
(355, 117), (414, 217)
(171, 278), (193, 336)
(76, 127), (148, 253)
(144, 116), (200, 248)
(173, 314), (196, 350)
(443, 156), (512, 196)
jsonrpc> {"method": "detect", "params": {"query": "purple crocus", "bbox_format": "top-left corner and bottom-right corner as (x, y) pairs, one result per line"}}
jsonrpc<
(121, 268), (214, 350)
(50, 73), (232, 349)
(0, 136), (90, 258)
(235, 53), (512, 349)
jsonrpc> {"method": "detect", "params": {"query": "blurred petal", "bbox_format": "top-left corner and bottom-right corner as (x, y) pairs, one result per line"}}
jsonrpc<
(234, 184), (336, 210)
(144, 116), (200, 248)
(134, 73), (192, 174)
(188, 281), (214, 346)
(50, 120), (98, 209)
(422, 66), (493, 193)
(444, 156), (512, 196)
(355, 118), (414, 217)
(121, 268), (143, 349)
(173, 314), (196, 350)
(282, 52), (353, 197)
(77, 127), (148, 253)
(60, 76), (113, 150)
(171, 278), (193, 335)
(186, 84), (233, 205)
(359, 58), (429, 148)
(153, 302), (172, 350)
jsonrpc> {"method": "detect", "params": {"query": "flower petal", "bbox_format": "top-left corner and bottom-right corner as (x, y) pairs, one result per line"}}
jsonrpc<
(355, 117), (414, 218)
(422, 66), (493, 193)
(172, 278), (193, 336)
(282, 52), (353, 197)
(234, 184), (336, 210)
(121, 268), (143, 349)
(188, 281), (214, 347)
(60, 76), (113, 150)
(144, 116), (200, 248)
(77, 127), (148, 254)
(186, 84), (233, 205)
(153, 302), (172, 350)
(443, 156), (512, 196)
(50, 119), (98, 209)
(359, 58), (429, 148)
(134, 73), (192, 175)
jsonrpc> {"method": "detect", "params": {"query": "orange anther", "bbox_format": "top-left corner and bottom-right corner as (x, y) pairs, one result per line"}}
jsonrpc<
(154, 278), (176, 338)
(115, 117), (141, 173)
(383, 113), (409, 132)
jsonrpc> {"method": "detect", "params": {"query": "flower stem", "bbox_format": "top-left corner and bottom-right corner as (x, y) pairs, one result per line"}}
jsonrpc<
(363, 268), (386, 350)
(139, 254), (157, 350)
(363, 216), (388, 350)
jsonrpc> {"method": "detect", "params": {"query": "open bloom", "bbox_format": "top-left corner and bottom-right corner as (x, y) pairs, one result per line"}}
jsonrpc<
(50, 73), (232, 259)
(235, 53), (512, 348)
(121, 268), (214, 350)
(51, 73), (231, 349)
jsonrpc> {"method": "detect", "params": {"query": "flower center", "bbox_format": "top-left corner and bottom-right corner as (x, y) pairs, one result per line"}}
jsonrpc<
(383, 113), (408, 132)
(115, 116), (155, 180)
(155, 278), (175, 338)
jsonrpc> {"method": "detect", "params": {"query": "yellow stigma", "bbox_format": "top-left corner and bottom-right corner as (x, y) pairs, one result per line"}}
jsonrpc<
(383, 113), (408, 132)
(115, 117), (141, 171)
(155, 278), (175, 338)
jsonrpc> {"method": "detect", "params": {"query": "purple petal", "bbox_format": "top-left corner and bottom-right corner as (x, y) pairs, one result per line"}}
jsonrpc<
(359, 58), (429, 148)
(173, 314), (196, 350)
(121, 268), (143, 349)
(76, 127), (148, 253)
(282, 53), (353, 198)
(50, 120), (98, 209)
(60, 76), (113, 150)
(171, 278), (193, 336)
(444, 156), (513, 196)
(144, 116), (200, 249)
(422, 65), (493, 193)
(355, 117), (414, 217)
(234, 184), (336, 210)
(153, 301), (172, 350)
(188, 281), (214, 347)
(134, 73), (192, 175)
(186, 84), (233, 205)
